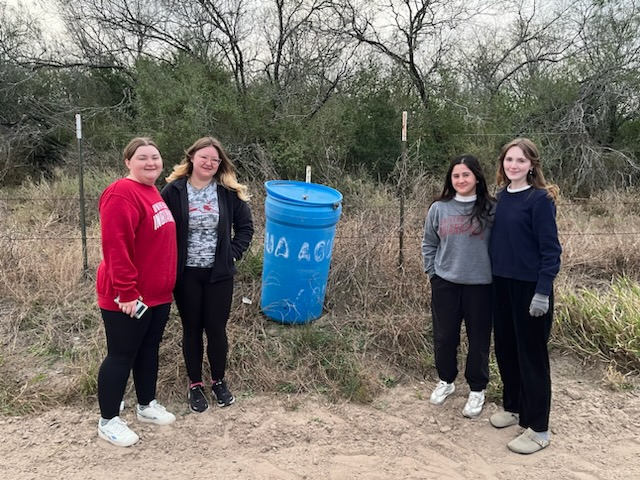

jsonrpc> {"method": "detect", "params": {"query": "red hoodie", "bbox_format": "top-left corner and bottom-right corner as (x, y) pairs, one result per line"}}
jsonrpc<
(96, 178), (177, 310)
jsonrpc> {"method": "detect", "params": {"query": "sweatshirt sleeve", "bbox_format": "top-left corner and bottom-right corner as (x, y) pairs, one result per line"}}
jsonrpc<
(532, 195), (562, 295)
(421, 204), (439, 277)
(99, 191), (142, 303)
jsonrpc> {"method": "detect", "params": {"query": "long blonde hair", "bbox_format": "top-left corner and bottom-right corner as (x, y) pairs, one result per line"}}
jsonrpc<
(166, 137), (250, 201)
(496, 138), (559, 202)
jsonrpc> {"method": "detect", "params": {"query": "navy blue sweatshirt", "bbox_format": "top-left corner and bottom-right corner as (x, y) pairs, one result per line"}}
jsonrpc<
(489, 187), (561, 295)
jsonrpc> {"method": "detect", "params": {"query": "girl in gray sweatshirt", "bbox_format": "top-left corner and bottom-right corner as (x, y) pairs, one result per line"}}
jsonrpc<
(421, 154), (494, 419)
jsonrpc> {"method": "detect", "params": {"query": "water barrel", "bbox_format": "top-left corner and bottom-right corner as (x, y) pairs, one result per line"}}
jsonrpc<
(261, 180), (343, 324)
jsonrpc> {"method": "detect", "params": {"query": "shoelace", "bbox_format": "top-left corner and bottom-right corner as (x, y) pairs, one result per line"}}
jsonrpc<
(140, 401), (167, 414)
(213, 383), (227, 393)
(106, 417), (130, 434)
(150, 402), (166, 412)
(435, 381), (451, 394)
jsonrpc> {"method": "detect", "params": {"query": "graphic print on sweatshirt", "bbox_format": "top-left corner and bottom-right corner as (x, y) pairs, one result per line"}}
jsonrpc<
(186, 182), (220, 267)
(152, 201), (175, 230)
(438, 215), (485, 239)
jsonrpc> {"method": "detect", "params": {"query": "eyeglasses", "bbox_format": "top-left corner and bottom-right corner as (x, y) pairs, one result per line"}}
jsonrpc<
(192, 152), (222, 164)
(194, 157), (221, 164)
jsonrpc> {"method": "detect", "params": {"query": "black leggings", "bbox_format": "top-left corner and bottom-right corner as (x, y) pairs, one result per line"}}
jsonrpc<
(97, 303), (171, 420)
(174, 267), (234, 384)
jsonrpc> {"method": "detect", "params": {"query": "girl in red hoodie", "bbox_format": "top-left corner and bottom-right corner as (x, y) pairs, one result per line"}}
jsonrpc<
(96, 137), (177, 447)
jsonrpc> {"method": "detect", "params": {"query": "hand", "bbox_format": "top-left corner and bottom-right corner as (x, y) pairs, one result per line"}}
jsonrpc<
(529, 293), (549, 317)
(116, 297), (143, 318)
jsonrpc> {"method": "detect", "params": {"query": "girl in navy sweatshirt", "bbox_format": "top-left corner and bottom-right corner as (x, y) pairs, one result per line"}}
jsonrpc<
(489, 138), (562, 455)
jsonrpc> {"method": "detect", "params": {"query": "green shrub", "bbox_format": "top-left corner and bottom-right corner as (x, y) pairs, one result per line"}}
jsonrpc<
(554, 276), (640, 370)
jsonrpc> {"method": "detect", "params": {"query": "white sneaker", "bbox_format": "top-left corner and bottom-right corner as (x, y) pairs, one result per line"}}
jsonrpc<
(462, 390), (485, 418)
(136, 399), (176, 425)
(98, 416), (139, 447)
(430, 380), (455, 405)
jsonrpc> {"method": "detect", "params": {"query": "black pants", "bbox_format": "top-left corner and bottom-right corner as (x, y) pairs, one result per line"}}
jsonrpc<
(430, 275), (492, 391)
(493, 276), (553, 432)
(98, 303), (171, 419)
(174, 267), (234, 383)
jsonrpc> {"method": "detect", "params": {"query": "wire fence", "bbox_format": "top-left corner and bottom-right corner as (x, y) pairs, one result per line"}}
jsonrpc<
(2, 193), (638, 301)
(3, 195), (640, 242)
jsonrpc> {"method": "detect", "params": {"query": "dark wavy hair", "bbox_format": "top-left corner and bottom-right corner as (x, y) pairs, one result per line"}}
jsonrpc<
(435, 154), (494, 235)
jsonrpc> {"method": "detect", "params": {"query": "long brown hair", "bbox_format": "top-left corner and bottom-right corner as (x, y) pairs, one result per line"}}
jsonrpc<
(495, 138), (559, 202)
(165, 136), (250, 201)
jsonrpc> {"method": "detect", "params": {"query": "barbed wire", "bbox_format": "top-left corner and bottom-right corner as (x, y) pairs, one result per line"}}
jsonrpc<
(3, 192), (640, 247)
(456, 132), (587, 137)
(2, 231), (640, 242)
(0, 197), (100, 201)
(2, 197), (640, 207)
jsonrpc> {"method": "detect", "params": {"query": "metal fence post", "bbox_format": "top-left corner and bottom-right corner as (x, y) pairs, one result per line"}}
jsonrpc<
(76, 114), (89, 279)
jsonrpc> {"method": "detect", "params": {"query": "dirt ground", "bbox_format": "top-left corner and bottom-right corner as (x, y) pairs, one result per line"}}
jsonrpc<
(0, 354), (638, 480)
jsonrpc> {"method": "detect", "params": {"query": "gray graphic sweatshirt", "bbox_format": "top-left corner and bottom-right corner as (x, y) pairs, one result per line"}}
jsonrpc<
(421, 198), (493, 285)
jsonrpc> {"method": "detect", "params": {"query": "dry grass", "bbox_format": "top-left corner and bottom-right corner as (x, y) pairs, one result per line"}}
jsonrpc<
(557, 190), (640, 284)
(1, 170), (639, 414)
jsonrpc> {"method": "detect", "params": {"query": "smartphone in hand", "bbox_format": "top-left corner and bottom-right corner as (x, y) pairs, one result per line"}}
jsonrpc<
(114, 297), (149, 319)
(132, 300), (149, 319)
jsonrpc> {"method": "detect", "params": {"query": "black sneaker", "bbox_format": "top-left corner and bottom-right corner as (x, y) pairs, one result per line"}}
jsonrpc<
(211, 380), (235, 407)
(188, 384), (209, 413)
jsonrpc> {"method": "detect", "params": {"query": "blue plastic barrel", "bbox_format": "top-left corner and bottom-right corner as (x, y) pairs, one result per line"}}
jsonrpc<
(261, 180), (343, 324)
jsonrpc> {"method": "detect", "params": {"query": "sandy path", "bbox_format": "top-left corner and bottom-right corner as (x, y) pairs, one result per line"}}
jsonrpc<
(1, 355), (639, 480)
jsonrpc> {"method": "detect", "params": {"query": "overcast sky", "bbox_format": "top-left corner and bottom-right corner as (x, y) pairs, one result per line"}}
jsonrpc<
(6, 0), (65, 37)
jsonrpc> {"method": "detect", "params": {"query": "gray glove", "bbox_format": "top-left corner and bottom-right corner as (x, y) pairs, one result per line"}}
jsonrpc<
(529, 293), (549, 317)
